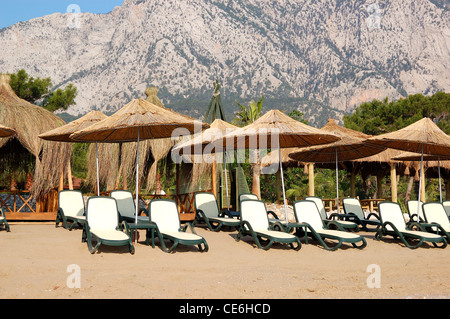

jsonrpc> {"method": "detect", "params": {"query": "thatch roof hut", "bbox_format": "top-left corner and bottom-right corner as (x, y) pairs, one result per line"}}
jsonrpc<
(0, 74), (71, 201)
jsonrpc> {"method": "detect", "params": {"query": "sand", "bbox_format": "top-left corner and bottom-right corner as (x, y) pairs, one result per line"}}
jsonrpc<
(0, 222), (449, 300)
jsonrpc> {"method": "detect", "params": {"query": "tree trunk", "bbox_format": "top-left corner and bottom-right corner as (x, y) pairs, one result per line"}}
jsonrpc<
(405, 176), (414, 202)
(251, 149), (261, 199)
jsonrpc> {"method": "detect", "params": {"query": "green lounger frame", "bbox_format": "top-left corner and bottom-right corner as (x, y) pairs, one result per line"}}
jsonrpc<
(375, 201), (447, 249)
(56, 190), (86, 230)
(412, 202), (450, 240)
(341, 197), (381, 232)
(306, 196), (359, 232)
(406, 200), (425, 223)
(110, 190), (149, 224)
(193, 192), (240, 232)
(236, 199), (301, 251)
(149, 199), (208, 253)
(0, 207), (10, 232)
(83, 196), (135, 254)
(294, 200), (367, 251)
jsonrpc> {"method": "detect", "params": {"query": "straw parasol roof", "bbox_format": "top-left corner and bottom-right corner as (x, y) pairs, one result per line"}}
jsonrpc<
(39, 110), (108, 142)
(0, 74), (71, 198)
(173, 119), (238, 157)
(70, 99), (209, 142)
(288, 119), (384, 163)
(212, 110), (340, 149)
(0, 124), (15, 138)
(366, 117), (450, 157)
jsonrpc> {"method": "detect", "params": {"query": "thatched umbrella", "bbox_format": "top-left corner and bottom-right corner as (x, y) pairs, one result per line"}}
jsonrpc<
(39, 110), (108, 195)
(172, 119), (238, 209)
(71, 98), (208, 241)
(393, 152), (450, 203)
(211, 109), (340, 223)
(0, 124), (16, 138)
(0, 74), (71, 202)
(289, 119), (385, 212)
(366, 117), (450, 214)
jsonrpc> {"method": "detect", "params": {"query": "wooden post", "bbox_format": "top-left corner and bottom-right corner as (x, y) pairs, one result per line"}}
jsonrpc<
(67, 160), (73, 190)
(276, 169), (282, 201)
(308, 163), (315, 196)
(212, 161), (217, 198)
(390, 163), (397, 202)
(59, 170), (64, 191)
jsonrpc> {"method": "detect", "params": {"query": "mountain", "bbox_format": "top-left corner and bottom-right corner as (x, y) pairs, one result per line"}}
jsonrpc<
(0, 0), (448, 127)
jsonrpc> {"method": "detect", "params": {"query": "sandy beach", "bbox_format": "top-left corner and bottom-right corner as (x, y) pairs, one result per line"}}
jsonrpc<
(0, 222), (449, 300)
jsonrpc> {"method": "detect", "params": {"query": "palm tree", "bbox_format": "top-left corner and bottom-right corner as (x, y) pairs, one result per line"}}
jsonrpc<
(204, 80), (226, 123)
(232, 96), (264, 198)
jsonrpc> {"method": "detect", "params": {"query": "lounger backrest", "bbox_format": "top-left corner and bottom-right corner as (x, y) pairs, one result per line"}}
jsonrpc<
(305, 196), (327, 220)
(238, 193), (259, 211)
(110, 190), (136, 219)
(240, 200), (269, 231)
(379, 202), (407, 232)
(407, 200), (424, 221)
(422, 203), (450, 229)
(342, 198), (365, 220)
(87, 197), (119, 230)
(194, 192), (219, 218)
(294, 200), (324, 230)
(59, 190), (85, 218)
(150, 200), (180, 233)
(443, 201), (450, 218)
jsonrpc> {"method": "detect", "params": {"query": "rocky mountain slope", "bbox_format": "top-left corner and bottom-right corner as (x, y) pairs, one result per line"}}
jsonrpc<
(0, 0), (448, 126)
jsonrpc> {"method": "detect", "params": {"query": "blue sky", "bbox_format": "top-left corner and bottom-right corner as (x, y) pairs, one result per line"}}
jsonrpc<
(0, 0), (125, 29)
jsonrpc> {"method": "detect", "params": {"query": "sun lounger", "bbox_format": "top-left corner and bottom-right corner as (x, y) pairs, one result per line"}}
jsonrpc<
(306, 196), (359, 232)
(83, 196), (135, 254)
(110, 190), (149, 224)
(236, 199), (301, 250)
(376, 201), (447, 249)
(194, 192), (240, 231)
(0, 207), (10, 232)
(442, 201), (450, 220)
(341, 197), (381, 232)
(407, 200), (425, 223)
(56, 190), (86, 230)
(149, 199), (208, 253)
(416, 202), (450, 240)
(293, 200), (367, 250)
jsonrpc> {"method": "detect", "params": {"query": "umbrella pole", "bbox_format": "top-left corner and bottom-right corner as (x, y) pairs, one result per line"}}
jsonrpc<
(278, 146), (289, 225)
(417, 144), (424, 221)
(224, 151), (230, 211)
(96, 142), (100, 196)
(336, 149), (340, 214)
(134, 129), (140, 243)
(438, 157), (442, 203)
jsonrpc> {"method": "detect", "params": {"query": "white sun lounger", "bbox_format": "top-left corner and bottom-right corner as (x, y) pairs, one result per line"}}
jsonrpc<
(110, 190), (149, 223)
(420, 202), (450, 240)
(236, 199), (301, 250)
(194, 192), (240, 231)
(149, 199), (208, 253)
(306, 196), (359, 231)
(294, 200), (367, 250)
(407, 200), (425, 223)
(84, 196), (135, 254)
(56, 190), (86, 230)
(376, 201), (447, 249)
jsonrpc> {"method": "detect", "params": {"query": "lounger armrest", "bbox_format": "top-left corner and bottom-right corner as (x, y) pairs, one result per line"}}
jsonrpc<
(324, 220), (346, 232)
(367, 212), (380, 220)
(181, 222), (198, 235)
(269, 220), (287, 232)
(381, 221), (401, 234)
(341, 212), (362, 222)
(239, 220), (254, 234)
(220, 209), (233, 218)
(267, 210), (278, 219)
